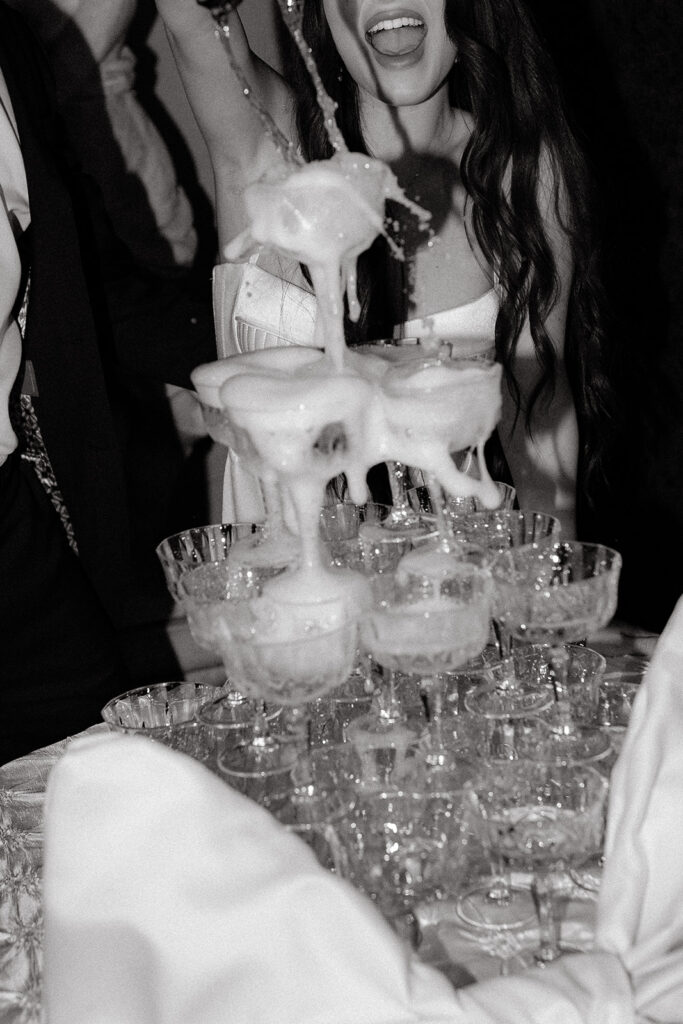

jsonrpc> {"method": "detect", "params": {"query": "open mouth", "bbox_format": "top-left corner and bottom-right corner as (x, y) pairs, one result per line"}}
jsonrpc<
(366, 15), (426, 57)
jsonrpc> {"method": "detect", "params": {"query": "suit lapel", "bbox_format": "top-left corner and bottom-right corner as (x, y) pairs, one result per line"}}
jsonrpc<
(0, 2), (132, 621)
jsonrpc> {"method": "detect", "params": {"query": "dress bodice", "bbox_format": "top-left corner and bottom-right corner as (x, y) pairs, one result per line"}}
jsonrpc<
(213, 255), (317, 358)
(212, 257), (499, 359)
(399, 289), (498, 359)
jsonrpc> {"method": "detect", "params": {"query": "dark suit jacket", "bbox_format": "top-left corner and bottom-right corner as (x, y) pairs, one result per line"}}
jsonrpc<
(0, 2), (216, 625)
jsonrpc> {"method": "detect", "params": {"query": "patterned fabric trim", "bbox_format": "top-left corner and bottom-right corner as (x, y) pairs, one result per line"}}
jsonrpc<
(11, 273), (78, 553)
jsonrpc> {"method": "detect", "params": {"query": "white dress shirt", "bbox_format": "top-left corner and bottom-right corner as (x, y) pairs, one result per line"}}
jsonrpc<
(0, 65), (30, 466)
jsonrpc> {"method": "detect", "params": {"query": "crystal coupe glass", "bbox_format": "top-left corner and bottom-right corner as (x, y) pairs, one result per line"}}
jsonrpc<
(101, 681), (221, 747)
(490, 541), (621, 653)
(321, 500), (436, 577)
(451, 510), (560, 560)
(339, 765), (474, 949)
(321, 500), (436, 732)
(597, 654), (650, 760)
(220, 611), (360, 805)
(489, 541), (621, 764)
(221, 596), (359, 708)
(463, 643), (604, 739)
(179, 561), (299, 794)
(467, 761), (608, 966)
(458, 644), (605, 928)
(182, 566), (359, 800)
(155, 522), (268, 728)
(352, 560), (492, 771)
(461, 510), (560, 672)
(156, 521), (263, 602)
(408, 480), (516, 520)
(192, 356), (307, 572)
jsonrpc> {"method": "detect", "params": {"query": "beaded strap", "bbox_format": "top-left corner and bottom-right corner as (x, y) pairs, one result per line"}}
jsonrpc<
(10, 274), (78, 553)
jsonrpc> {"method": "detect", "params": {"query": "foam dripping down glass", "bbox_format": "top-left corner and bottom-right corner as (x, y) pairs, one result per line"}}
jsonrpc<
(191, 0), (504, 711)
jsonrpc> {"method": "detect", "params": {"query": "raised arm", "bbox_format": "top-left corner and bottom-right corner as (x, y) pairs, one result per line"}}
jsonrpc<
(155, 0), (295, 247)
(498, 165), (579, 538)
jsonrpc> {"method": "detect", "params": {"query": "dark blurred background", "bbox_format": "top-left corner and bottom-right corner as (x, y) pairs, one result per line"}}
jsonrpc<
(526, 0), (682, 631)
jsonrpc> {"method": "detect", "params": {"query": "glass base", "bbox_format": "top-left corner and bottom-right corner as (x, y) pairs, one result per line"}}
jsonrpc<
(465, 685), (552, 718)
(345, 713), (419, 790)
(533, 940), (593, 968)
(218, 735), (298, 779)
(531, 725), (612, 766)
(213, 698), (261, 728)
(346, 712), (418, 759)
(456, 880), (537, 931)
(382, 512), (432, 536)
(568, 859), (603, 896)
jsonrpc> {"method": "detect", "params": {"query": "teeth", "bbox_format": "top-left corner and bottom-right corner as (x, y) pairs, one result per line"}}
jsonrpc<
(367, 16), (423, 34)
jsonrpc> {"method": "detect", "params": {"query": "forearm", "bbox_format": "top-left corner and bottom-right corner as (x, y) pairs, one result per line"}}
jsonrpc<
(158, 0), (288, 165)
(157, 0), (294, 248)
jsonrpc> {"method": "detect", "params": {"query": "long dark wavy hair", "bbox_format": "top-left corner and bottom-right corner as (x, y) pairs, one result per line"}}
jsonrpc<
(286, 0), (616, 504)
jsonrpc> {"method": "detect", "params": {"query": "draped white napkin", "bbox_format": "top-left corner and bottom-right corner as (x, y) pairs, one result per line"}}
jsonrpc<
(41, 597), (683, 1024)
(596, 595), (683, 1022)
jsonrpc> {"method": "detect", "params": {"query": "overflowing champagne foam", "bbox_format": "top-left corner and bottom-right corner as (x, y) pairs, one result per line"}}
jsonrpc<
(192, 345), (502, 613)
(197, 197), (502, 616)
(224, 153), (428, 368)
(192, 0), (503, 671)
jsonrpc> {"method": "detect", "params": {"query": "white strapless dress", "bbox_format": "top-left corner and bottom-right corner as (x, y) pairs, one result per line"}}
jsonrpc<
(212, 257), (499, 522)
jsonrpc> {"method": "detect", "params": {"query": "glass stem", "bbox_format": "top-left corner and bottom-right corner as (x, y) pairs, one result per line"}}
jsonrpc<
(361, 652), (377, 696)
(393, 908), (422, 949)
(323, 822), (350, 877)
(532, 870), (562, 964)
(548, 644), (575, 732)
(380, 668), (403, 724)
(548, 645), (570, 701)
(223, 681), (248, 705)
(386, 461), (417, 523)
(283, 705), (309, 745)
(247, 704), (278, 753)
(287, 706), (315, 782)
(425, 472), (455, 552)
(485, 862), (515, 905)
(489, 718), (519, 760)
(493, 619), (514, 660)
(421, 675), (446, 753)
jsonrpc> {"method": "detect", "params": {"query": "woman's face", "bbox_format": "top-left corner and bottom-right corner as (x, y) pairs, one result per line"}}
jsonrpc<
(321, 0), (457, 108)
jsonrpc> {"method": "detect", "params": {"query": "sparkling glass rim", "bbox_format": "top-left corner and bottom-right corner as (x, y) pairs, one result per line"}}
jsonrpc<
(489, 539), (623, 574)
(155, 521), (263, 559)
(469, 759), (609, 796)
(101, 681), (220, 730)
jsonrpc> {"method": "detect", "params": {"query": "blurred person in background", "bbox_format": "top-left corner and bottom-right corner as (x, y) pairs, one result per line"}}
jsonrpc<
(0, 0), (216, 763)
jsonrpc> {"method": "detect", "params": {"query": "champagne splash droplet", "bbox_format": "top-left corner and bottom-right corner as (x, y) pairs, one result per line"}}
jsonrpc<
(199, 0), (302, 167)
(273, 0), (348, 155)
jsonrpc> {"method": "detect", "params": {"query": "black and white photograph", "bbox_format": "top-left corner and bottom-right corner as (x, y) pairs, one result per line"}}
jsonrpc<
(1, 0), (681, 1019)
